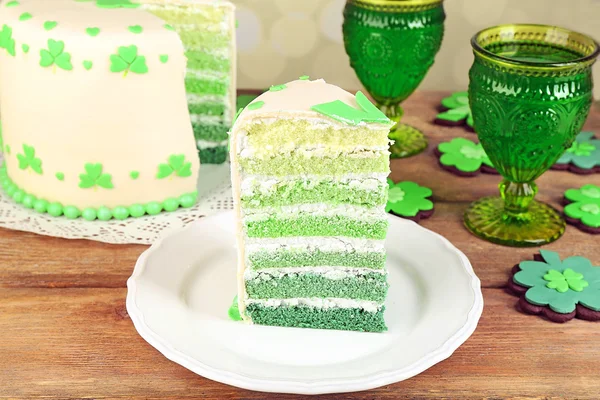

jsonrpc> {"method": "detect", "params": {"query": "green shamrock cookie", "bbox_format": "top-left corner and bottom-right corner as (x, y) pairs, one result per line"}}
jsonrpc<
(554, 132), (600, 173)
(436, 137), (495, 176)
(513, 250), (600, 315)
(435, 91), (473, 129)
(564, 184), (600, 232)
(386, 179), (434, 221)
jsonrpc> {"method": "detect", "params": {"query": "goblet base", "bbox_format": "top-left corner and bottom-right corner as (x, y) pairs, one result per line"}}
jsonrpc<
(464, 196), (565, 247)
(389, 124), (428, 159)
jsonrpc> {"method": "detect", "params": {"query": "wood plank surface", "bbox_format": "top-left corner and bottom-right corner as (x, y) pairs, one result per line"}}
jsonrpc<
(0, 91), (599, 399)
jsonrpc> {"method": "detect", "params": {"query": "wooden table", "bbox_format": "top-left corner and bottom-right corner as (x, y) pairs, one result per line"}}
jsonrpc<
(1, 91), (599, 400)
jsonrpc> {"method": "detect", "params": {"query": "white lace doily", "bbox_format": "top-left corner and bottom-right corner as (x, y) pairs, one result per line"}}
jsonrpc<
(0, 161), (235, 245)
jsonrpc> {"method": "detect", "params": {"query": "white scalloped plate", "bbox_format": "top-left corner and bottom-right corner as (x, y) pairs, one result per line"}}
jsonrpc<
(126, 212), (483, 394)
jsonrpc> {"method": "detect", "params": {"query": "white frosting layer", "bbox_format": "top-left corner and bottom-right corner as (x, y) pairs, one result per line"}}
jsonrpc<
(242, 203), (386, 222)
(190, 114), (224, 124)
(244, 237), (385, 255)
(240, 174), (387, 198)
(245, 298), (382, 313)
(244, 266), (386, 281)
(186, 93), (226, 104)
(197, 139), (228, 148)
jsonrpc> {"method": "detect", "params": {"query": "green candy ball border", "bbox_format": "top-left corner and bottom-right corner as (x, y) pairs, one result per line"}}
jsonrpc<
(0, 165), (197, 221)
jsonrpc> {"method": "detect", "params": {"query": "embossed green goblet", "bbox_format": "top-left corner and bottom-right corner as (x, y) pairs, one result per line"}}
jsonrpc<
(343, 0), (445, 158)
(466, 24), (599, 247)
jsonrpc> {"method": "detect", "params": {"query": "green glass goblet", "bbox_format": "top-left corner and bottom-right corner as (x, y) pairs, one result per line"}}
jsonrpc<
(342, 0), (445, 158)
(466, 24), (600, 247)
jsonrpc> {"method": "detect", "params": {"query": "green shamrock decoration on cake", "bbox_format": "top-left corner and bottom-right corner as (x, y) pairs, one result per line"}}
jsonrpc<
(564, 184), (600, 230)
(555, 132), (600, 171)
(311, 91), (390, 126)
(386, 179), (434, 221)
(513, 250), (600, 314)
(110, 45), (148, 76)
(39, 39), (73, 71)
(437, 137), (495, 174)
(79, 163), (114, 189)
(435, 91), (473, 128)
(77, 0), (140, 8)
(156, 154), (192, 179)
(0, 24), (15, 57)
(16, 144), (43, 174)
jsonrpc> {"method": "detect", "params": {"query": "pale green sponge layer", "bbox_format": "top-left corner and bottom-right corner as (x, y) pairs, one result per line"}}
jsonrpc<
(245, 120), (389, 151)
(245, 272), (389, 302)
(249, 249), (386, 269)
(239, 154), (389, 176)
(241, 179), (387, 208)
(245, 215), (388, 239)
(245, 304), (387, 332)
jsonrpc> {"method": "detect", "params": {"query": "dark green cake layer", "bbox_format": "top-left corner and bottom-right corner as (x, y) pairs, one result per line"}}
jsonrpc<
(189, 102), (227, 117)
(241, 180), (387, 208)
(244, 216), (388, 239)
(245, 304), (387, 332)
(238, 153), (389, 176)
(199, 146), (228, 164)
(185, 77), (229, 96)
(249, 249), (386, 269)
(193, 123), (229, 142)
(246, 272), (388, 302)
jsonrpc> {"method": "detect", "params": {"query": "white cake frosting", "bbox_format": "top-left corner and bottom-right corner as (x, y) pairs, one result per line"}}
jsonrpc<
(0, 0), (203, 217)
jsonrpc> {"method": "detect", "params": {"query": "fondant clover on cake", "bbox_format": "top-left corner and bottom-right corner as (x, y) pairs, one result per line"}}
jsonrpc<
(508, 251), (600, 322)
(435, 137), (497, 177)
(563, 184), (600, 234)
(386, 179), (434, 222)
(434, 91), (474, 130)
(552, 132), (600, 174)
(230, 78), (393, 332)
(0, 0), (226, 220)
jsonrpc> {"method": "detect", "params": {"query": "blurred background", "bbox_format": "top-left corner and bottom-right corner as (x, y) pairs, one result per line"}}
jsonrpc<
(233, 0), (600, 99)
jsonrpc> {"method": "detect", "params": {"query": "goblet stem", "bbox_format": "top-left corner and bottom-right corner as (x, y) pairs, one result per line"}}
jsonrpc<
(377, 103), (427, 158)
(499, 180), (538, 222)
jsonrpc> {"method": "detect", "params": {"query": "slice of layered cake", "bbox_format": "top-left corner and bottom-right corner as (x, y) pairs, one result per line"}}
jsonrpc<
(230, 78), (393, 332)
(142, 0), (236, 164)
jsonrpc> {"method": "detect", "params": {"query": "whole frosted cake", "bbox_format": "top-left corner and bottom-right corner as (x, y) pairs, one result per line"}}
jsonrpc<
(0, 0), (220, 220)
(141, 0), (236, 164)
(230, 78), (393, 332)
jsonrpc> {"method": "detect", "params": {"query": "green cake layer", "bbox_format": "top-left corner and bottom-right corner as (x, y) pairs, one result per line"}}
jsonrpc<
(199, 146), (228, 164)
(241, 180), (387, 208)
(245, 215), (388, 239)
(189, 102), (227, 117)
(193, 123), (229, 142)
(148, 9), (229, 25)
(246, 273), (388, 302)
(186, 51), (231, 72)
(239, 154), (389, 176)
(178, 30), (230, 49)
(245, 304), (387, 332)
(248, 249), (386, 269)
(185, 77), (229, 96)
(243, 120), (389, 151)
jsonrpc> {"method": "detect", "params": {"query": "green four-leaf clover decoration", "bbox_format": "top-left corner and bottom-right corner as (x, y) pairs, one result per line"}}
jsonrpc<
(437, 137), (494, 173)
(386, 179), (434, 218)
(79, 163), (114, 189)
(436, 91), (473, 127)
(156, 154), (192, 179)
(40, 39), (73, 71)
(564, 184), (600, 228)
(110, 45), (148, 76)
(17, 144), (43, 174)
(0, 24), (15, 57)
(556, 131), (600, 170)
(513, 250), (600, 314)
